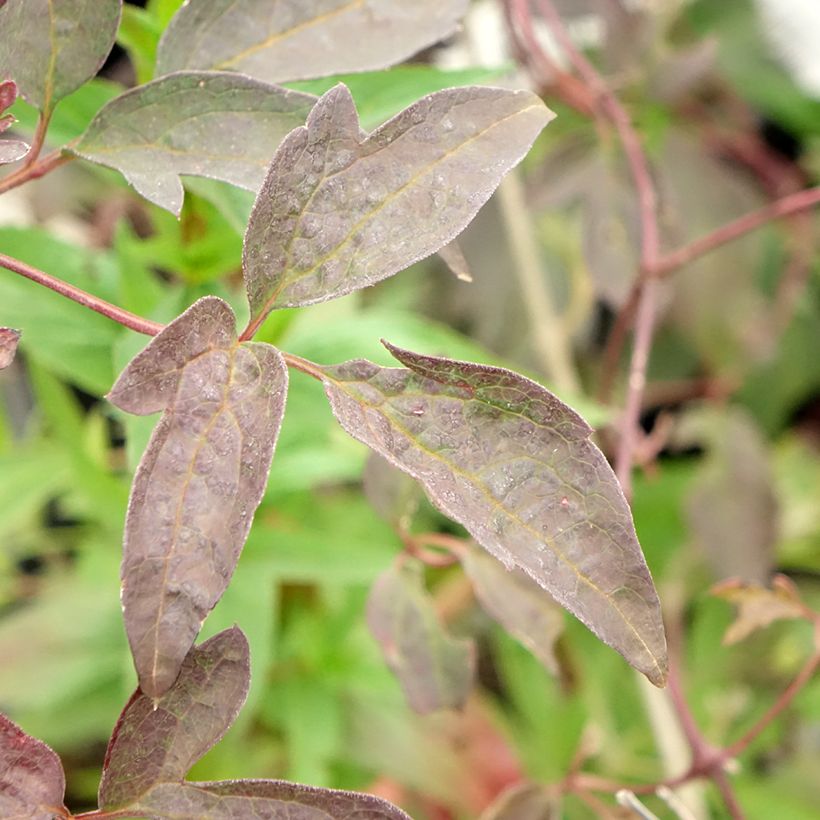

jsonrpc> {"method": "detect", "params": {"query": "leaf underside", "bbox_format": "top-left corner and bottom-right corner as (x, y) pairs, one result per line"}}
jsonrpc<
(109, 297), (288, 698)
(156, 0), (469, 84)
(243, 83), (553, 321)
(73, 71), (317, 215)
(322, 343), (668, 685)
(0, 0), (121, 111)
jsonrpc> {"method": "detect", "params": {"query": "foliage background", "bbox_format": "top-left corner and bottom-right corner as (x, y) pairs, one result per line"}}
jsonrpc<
(0, 0), (819, 817)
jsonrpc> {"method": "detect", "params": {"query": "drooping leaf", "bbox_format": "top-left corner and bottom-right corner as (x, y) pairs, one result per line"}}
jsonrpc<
(479, 782), (560, 820)
(243, 84), (552, 321)
(100, 627), (410, 820)
(462, 544), (564, 675)
(72, 71), (317, 215)
(322, 343), (668, 685)
(99, 627), (250, 808)
(0, 328), (20, 368)
(712, 576), (808, 645)
(108, 297), (289, 697)
(367, 562), (475, 713)
(0, 0), (121, 113)
(156, 0), (469, 84)
(0, 712), (66, 820)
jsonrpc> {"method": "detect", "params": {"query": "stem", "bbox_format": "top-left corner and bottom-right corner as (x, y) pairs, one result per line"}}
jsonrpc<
(19, 110), (50, 172)
(0, 148), (73, 194)
(281, 351), (327, 381)
(0, 253), (163, 336)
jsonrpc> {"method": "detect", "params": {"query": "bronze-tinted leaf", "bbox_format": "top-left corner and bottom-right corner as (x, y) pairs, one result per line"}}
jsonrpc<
(156, 0), (468, 84)
(0, 328), (20, 368)
(362, 453), (422, 527)
(0, 0), (120, 112)
(243, 84), (552, 320)
(462, 544), (563, 675)
(0, 80), (16, 114)
(109, 297), (288, 697)
(712, 576), (808, 645)
(367, 562), (475, 713)
(73, 71), (317, 215)
(322, 344), (667, 685)
(0, 140), (28, 165)
(0, 712), (66, 819)
(99, 627), (250, 809)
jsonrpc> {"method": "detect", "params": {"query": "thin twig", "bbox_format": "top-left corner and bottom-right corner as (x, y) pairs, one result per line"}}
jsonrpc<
(17, 110), (50, 172)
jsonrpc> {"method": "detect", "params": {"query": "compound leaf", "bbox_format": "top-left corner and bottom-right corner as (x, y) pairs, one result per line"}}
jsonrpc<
(0, 328), (20, 369)
(109, 297), (288, 698)
(243, 83), (552, 321)
(462, 544), (564, 675)
(0, 0), (121, 113)
(367, 562), (475, 713)
(321, 343), (668, 685)
(73, 71), (317, 215)
(0, 712), (66, 820)
(156, 0), (468, 84)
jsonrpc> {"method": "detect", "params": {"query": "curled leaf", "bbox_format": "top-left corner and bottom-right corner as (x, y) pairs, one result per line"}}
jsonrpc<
(0, 0), (121, 112)
(462, 544), (564, 675)
(0, 712), (66, 819)
(367, 562), (475, 713)
(321, 343), (667, 685)
(73, 71), (317, 215)
(0, 328), (20, 369)
(243, 83), (552, 320)
(109, 297), (288, 697)
(156, 0), (469, 84)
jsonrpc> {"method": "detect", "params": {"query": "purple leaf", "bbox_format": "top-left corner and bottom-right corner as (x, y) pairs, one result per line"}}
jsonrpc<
(0, 80), (16, 114)
(0, 328), (20, 368)
(109, 297), (288, 697)
(461, 544), (564, 676)
(367, 562), (475, 713)
(156, 0), (469, 84)
(73, 72), (317, 215)
(362, 453), (422, 527)
(0, 0), (121, 112)
(243, 83), (552, 320)
(321, 343), (668, 685)
(99, 627), (250, 809)
(0, 712), (67, 820)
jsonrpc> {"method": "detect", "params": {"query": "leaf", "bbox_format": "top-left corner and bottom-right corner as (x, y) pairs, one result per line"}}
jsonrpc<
(712, 576), (808, 645)
(462, 544), (564, 675)
(72, 71), (317, 215)
(367, 562), (476, 713)
(438, 240), (474, 283)
(480, 783), (560, 820)
(0, 79), (16, 113)
(243, 83), (552, 321)
(362, 453), (422, 527)
(0, 712), (66, 820)
(100, 627), (410, 820)
(0, 139), (28, 164)
(156, 0), (469, 84)
(0, 0), (121, 112)
(0, 328), (20, 368)
(108, 297), (288, 697)
(322, 343), (668, 685)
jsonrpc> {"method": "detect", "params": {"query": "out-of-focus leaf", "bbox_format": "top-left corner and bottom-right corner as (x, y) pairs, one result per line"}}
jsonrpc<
(462, 544), (564, 675)
(108, 297), (288, 698)
(362, 453), (422, 528)
(438, 240), (473, 283)
(321, 343), (668, 685)
(72, 72), (317, 215)
(0, 328), (20, 369)
(648, 38), (718, 103)
(480, 782), (560, 820)
(0, 0), (121, 112)
(99, 627), (250, 808)
(683, 407), (777, 583)
(243, 84), (552, 320)
(100, 627), (410, 819)
(0, 713), (66, 819)
(712, 576), (808, 645)
(156, 0), (468, 84)
(367, 562), (475, 713)
(118, 5), (163, 85)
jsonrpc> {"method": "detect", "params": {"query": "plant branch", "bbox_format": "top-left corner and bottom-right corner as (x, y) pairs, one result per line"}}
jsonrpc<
(0, 148), (73, 194)
(18, 110), (50, 172)
(0, 252), (163, 336)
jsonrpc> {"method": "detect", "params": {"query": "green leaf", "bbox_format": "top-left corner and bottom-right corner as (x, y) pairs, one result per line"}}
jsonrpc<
(0, 0), (121, 113)
(156, 0), (468, 84)
(243, 84), (552, 320)
(367, 562), (476, 713)
(108, 297), (289, 697)
(118, 5), (163, 86)
(0, 713), (66, 819)
(72, 72), (317, 215)
(321, 343), (668, 685)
